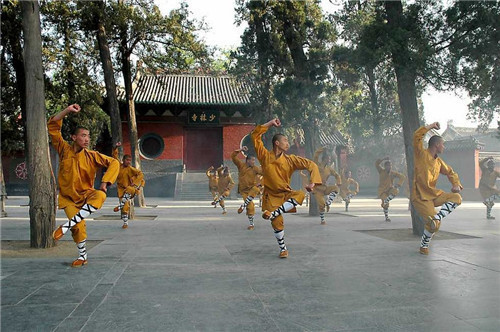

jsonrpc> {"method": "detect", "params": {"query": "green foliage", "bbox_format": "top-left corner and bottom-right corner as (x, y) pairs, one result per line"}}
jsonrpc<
(1, 54), (24, 154)
(1, 0), (212, 154)
(332, 1), (404, 155)
(444, 1), (500, 130)
(234, 0), (341, 152)
(40, 0), (108, 149)
(108, 0), (210, 74)
(1, 0), (25, 154)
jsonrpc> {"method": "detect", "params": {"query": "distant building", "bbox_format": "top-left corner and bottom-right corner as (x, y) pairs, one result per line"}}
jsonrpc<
(117, 74), (257, 196)
(440, 120), (499, 199)
(442, 120), (500, 156)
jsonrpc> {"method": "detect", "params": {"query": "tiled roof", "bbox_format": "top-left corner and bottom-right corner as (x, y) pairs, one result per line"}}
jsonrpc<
(444, 137), (484, 151)
(297, 128), (348, 147)
(120, 75), (252, 105)
(319, 130), (348, 146)
(442, 125), (496, 141)
(441, 124), (499, 152)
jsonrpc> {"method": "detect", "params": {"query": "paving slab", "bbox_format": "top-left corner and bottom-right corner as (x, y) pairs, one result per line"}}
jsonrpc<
(1, 196), (499, 331)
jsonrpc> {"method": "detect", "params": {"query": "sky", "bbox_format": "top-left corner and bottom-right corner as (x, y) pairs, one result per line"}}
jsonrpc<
(156, 0), (498, 132)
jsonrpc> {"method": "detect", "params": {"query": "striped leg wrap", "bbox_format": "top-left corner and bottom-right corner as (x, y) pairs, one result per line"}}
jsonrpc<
(485, 194), (499, 205)
(61, 204), (97, 234)
(118, 192), (132, 210)
(213, 195), (226, 206)
(345, 202), (349, 211)
(274, 229), (287, 252)
(76, 240), (87, 260)
(242, 196), (254, 209)
(487, 205), (493, 218)
(383, 194), (395, 205)
(270, 199), (298, 220)
(325, 191), (338, 206)
(420, 229), (433, 249)
(433, 202), (458, 221)
(320, 212), (325, 223)
(383, 208), (389, 219)
(121, 213), (129, 225)
(248, 215), (254, 226)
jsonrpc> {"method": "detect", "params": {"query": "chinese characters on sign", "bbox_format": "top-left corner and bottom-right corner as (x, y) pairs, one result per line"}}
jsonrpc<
(188, 110), (219, 124)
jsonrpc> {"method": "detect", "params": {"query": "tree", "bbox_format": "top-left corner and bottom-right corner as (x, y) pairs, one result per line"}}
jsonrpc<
(1, 0), (27, 152)
(110, 0), (210, 207)
(235, 0), (341, 216)
(21, 0), (56, 248)
(378, 1), (422, 234)
(41, 0), (110, 149)
(332, 2), (405, 157)
(78, 0), (123, 155)
(444, 1), (500, 130)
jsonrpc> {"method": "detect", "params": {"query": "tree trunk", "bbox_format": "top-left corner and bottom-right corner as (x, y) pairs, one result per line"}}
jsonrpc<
(0, 155), (7, 217)
(304, 120), (319, 216)
(21, 0), (56, 248)
(120, 34), (145, 207)
(366, 66), (382, 139)
(275, 4), (318, 216)
(63, 20), (76, 100)
(384, 0), (423, 235)
(96, 0), (122, 154)
(252, 2), (274, 146)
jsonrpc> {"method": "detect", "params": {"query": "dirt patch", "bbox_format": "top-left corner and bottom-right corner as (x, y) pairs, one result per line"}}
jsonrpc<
(1, 240), (102, 258)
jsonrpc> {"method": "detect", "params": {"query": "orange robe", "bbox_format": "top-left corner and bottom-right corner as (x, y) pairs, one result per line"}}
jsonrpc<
(112, 148), (145, 198)
(48, 118), (119, 209)
(479, 158), (500, 199)
(411, 126), (462, 225)
(48, 118), (119, 242)
(313, 148), (342, 212)
(376, 159), (406, 199)
(251, 125), (321, 230)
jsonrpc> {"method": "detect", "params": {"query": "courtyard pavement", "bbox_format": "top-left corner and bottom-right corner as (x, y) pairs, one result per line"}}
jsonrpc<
(1, 196), (499, 331)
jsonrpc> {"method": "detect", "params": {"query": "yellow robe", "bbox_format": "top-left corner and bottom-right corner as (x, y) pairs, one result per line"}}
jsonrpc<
(206, 168), (218, 191)
(231, 151), (263, 193)
(375, 159), (406, 198)
(112, 148), (145, 198)
(251, 125), (322, 210)
(216, 166), (235, 197)
(479, 158), (500, 198)
(411, 126), (462, 230)
(312, 149), (342, 212)
(48, 118), (119, 209)
(411, 126), (462, 202)
(340, 173), (359, 198)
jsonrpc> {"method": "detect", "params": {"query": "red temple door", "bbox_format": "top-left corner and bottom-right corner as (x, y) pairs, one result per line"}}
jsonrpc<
(184, 127), (222, 171)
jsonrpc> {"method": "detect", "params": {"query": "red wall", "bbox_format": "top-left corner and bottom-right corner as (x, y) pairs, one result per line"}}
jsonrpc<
(121, 122), (183, 159)
(122, 122), (255, 161)
(222, 124), (255, 160)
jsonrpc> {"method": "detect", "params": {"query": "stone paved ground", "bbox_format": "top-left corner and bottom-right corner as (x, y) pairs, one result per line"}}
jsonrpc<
(1, 196), (499, 331)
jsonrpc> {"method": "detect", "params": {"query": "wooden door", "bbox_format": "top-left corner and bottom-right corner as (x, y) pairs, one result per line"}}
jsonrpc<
(184, 127), (222, 171)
